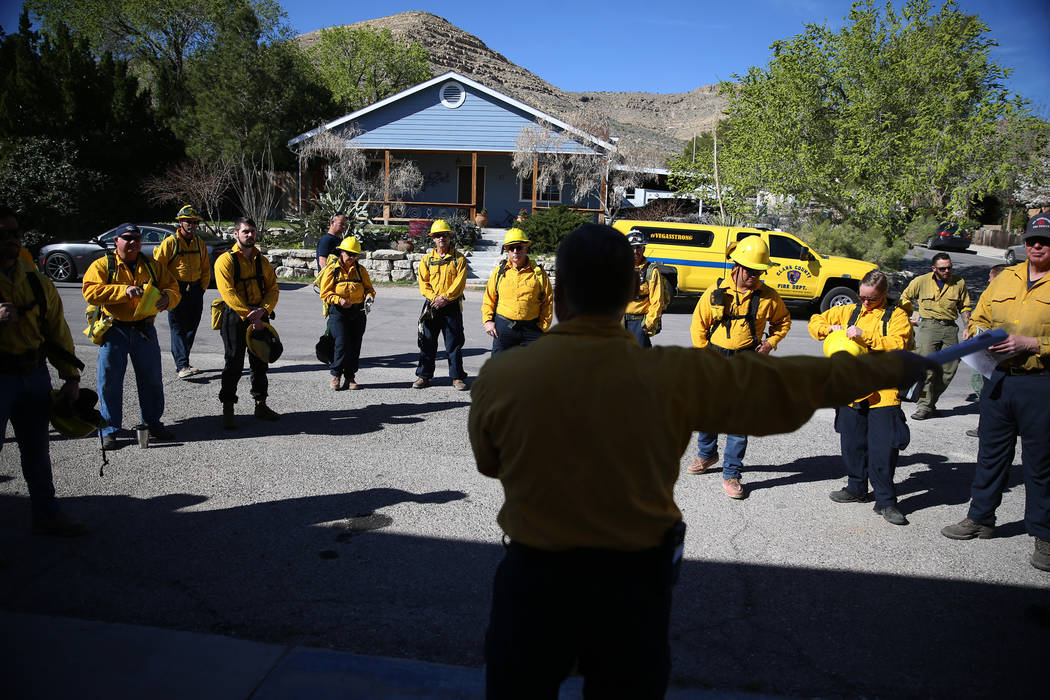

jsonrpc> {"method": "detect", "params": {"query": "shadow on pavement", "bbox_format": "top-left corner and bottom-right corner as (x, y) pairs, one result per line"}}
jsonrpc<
(165, 401), (470, 442)
(0, 486), (1043, 698)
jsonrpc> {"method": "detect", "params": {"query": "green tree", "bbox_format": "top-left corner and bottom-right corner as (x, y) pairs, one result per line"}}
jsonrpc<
(0, 10), (179, 237)
(306, 26), (431, 114)
(667, 121), (754, 224)
(21, 0), (288, 117)
(718, 0), (1035, 229)
(173, 2), (332, 165)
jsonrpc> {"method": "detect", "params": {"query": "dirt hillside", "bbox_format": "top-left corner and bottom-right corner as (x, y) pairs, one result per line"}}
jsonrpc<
(296, 11), (727, 157)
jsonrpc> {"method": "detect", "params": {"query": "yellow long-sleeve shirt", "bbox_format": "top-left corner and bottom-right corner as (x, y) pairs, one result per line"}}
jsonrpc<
(899, 272), (971, 321)
(319, 259), (375, 306)
(481, 258), (553, 331)
(418, 248), (467, 301)
(967, 261), (1049, 372)
(469, 316), (909, 551)
(690, 280), (790, 350)
(624, 259), (669, 331)
(0, 259), (81, 379)
(153, 232), (210, 288)
(808, 301), (913, 407)
(215, 244), (278, 320)
(82, 252), (181, 322)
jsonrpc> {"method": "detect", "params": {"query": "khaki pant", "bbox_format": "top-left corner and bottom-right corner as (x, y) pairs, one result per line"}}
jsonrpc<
(915, 319), (960, 411)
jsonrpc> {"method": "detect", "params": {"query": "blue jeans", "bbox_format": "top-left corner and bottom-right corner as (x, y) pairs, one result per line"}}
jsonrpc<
(97, 323), (165, 437)
(623, 316), (652, 348)
(491, 315), (542, 355)
(696, 432), (747, 480)
(168, 283), (204, 371)
(968, 373), (1050, 540)
(328, 305), (367, 380)
(0, 365), (58, 518)
(835, 404), (909, 509)
(417, 302), (466, 380)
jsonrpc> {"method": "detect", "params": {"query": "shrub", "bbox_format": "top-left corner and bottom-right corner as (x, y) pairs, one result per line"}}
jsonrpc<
(520, 206), (593, 254)
(796, 219), (909, 270)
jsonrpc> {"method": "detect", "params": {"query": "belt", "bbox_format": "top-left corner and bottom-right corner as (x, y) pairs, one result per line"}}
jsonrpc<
(709, 342), (757, 357)
(178, 280), (202, 292)
(920, 318), (957, 325)
(495, 314), (540, 326)
(624, 313), (646, 321)
(112, 318), (154, 329)
(0, 348), (45, 375)
(1004, 367), (1048, 376)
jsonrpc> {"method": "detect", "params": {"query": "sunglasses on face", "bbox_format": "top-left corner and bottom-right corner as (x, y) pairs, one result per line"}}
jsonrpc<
(118, 235), (141, 242)
(934, 266), (952, 271)
(859, 294), (884, 302)
(506, 244), (526, 252)
(1025, 237), (1049, 247)
(434, 233), (450, 238)
(740, 267), (763, 277)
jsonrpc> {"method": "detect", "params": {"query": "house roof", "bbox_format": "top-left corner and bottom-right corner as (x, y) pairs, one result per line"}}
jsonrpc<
(287, 71), (617, 153)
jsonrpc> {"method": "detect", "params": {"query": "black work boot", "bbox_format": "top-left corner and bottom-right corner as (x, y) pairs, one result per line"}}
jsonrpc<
(222, 403), (236, 430)
(254, 400), (280, 421)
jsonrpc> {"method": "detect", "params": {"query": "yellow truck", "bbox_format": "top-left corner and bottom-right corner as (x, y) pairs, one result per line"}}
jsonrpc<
(611, 220), (877, 311)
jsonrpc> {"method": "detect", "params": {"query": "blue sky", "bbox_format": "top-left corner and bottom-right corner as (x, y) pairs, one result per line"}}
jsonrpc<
(3, 0), (1047, 107)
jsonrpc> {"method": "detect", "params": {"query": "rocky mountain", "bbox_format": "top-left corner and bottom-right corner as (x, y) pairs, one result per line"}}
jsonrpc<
(296, 11), (726, 158)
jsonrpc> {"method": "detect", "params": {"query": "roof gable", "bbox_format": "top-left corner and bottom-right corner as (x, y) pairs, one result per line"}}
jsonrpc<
(288, 71), (615, 155)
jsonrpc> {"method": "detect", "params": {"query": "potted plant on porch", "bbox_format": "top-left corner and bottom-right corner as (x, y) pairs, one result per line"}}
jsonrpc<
(475, 208), (489, 227)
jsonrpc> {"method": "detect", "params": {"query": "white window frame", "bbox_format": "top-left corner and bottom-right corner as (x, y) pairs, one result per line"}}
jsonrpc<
(519, 175), (562, 204)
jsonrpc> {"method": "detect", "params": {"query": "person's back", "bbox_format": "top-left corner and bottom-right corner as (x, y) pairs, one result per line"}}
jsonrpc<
(469, 224), (935, 698)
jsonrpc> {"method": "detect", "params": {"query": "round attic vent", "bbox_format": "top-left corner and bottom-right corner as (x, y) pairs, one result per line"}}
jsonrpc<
(440, 81), (466, 109)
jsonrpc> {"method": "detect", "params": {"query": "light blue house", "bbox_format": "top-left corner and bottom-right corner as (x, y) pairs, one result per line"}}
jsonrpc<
(287, 71), (616, 226)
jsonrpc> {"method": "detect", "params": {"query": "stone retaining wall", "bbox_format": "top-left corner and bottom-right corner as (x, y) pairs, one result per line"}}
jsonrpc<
(265, 247), (556, 284)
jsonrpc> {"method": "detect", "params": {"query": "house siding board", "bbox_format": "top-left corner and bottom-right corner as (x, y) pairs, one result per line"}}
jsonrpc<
(333, 83), (599, 155)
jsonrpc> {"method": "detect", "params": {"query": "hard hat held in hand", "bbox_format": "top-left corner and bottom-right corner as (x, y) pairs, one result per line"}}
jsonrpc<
(729, 236), (773, 270)
(50, 388), (105, 438)
(823, 329), (868, 358)
(503, 228), (530, 249)
(246, 322), (284, 363)
(336, 237), (362, 255)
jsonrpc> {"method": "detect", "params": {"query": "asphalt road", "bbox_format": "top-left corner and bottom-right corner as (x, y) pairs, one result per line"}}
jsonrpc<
(2, 247), (1044, 698)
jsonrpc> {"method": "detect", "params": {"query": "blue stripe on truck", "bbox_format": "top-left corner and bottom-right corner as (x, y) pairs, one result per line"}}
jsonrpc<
(649, 257), (732, 269)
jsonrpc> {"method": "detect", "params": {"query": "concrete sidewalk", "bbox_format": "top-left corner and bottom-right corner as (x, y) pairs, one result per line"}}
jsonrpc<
(2, 611), (765, 700)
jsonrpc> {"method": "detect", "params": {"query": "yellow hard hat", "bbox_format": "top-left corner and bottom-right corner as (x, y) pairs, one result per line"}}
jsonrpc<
(336, 237), (362, 255)
(50, 388), (105, 438)
(729, 236), (773, 270)
(430, 219), (452, 235)
(503, 228), (530, 249)
(175, 205), (201, 221)
(246, 322), (284, 363)
(822, 329), (868, 358)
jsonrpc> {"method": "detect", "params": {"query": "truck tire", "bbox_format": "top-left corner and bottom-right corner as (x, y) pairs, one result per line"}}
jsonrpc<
(819, 285), (859, 312)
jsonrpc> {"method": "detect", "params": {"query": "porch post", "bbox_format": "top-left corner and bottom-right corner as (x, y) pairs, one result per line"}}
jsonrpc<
(471, 152), (478, 219)
(531, 156), (538, 212)
(383, 150), (391, 225)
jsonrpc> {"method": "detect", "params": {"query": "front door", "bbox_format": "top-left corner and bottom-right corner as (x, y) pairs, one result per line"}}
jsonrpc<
(458, 166), (485, 211)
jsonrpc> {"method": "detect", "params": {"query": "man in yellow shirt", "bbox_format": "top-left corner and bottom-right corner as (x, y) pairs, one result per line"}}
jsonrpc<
(414, 220), (468, 389)
(899, 252), (972, 420)
(808, 270), (914, 525)
(470, 224), (934, 697)
(687, 237), (791, 499)
(943, 213), (1050, 572)
(82, 223), (180, 450)
(215, 217), (280, 427)
(623, 230), (669, 347)
(481, 228), (552, 355)
(1, 206), (88, 536)
(154, 205), (210, 379)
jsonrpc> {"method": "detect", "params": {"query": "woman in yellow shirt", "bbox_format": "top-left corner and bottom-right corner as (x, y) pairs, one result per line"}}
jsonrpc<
(318, 237), (375, 390)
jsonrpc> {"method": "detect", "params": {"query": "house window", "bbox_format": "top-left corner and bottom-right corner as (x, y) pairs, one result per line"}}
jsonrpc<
(440, 81), (466, 109)
(520, 175), (561, 203)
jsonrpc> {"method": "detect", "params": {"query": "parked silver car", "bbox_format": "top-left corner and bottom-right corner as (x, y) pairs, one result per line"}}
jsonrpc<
(1004, 243), (1027, 265)
(38, 223), (234, 283)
